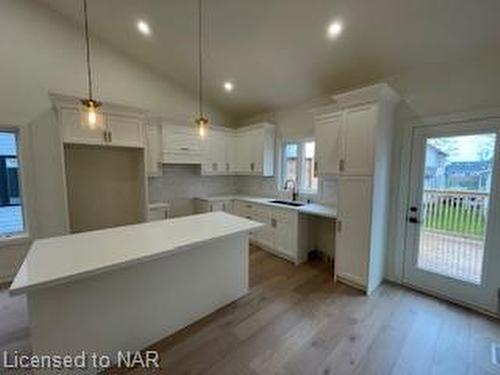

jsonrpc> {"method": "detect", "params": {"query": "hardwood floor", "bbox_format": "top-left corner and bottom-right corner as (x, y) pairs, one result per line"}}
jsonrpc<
(109, 246), (500, 375)
(1, 246), (499, 374)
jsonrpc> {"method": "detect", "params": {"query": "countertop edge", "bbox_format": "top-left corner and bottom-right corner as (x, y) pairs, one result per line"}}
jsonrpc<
(10, 221), (263, 295)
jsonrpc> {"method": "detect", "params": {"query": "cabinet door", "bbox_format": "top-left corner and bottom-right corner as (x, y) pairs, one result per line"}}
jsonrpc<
(203, 129), (226, 174)
(274, 211), (297, 259)
(342, 105), (376, 175)
(60, 109), (106, 145)
(162, 125), (202, 163)
(235, 134), (251, 173)
(247, 128), (263, 173)
(107, 114), (144, 148)
(315, 112), (342, 175)
(335, 177), (372, 287)
(224, 133), (236, 173)
(146, 124), (162, 177)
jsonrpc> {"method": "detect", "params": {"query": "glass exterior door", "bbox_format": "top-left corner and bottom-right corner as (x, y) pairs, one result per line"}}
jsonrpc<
(404, 122), (500, 313)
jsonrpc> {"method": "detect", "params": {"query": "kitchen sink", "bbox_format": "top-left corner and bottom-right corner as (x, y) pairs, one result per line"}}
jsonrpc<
(269, 199), (305, 207)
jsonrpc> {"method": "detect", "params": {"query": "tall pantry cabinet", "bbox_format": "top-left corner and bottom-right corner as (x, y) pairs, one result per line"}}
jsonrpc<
(313, 83), (400, 294)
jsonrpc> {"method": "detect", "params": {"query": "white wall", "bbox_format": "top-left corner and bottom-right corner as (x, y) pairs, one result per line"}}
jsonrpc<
(0, 0), (232, 281)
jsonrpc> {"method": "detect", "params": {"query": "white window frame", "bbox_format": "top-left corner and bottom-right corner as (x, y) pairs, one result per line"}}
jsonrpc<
(281, 138), (318, 196)
(0, 126), (30, 245)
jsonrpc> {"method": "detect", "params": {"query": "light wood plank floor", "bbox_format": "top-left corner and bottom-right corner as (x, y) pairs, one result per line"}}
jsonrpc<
(1, 246), (500, 374)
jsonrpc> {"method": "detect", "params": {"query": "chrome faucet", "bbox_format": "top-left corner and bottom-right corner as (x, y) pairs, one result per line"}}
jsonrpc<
(283, 179), (298, 201)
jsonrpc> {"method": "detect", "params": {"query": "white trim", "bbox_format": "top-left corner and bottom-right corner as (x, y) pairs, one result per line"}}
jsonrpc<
(280, 138), (318, 196)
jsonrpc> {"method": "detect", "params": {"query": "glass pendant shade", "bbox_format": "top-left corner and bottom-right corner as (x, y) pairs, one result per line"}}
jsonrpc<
(195, 116), (208, 137)
(80, 99), (103, 130)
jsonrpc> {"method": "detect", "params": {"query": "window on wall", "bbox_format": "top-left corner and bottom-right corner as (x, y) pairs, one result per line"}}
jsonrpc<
(0, 130), (25, 237)
(282, 140), (318, 194)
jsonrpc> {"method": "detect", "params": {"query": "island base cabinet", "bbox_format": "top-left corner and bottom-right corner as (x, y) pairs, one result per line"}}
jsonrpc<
(335, 177), (372, 291)
(25, 235), (249, 374)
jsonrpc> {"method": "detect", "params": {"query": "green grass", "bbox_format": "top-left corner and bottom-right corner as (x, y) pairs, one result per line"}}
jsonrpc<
(423, 204), (486, 237)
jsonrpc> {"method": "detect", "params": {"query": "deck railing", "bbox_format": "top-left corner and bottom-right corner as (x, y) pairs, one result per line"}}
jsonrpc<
(418, 189), (488, 283)
(422, 189), (489, 238)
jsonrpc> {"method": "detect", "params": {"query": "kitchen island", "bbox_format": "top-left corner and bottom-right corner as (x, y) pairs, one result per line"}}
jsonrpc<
(10, 212), (262, 373)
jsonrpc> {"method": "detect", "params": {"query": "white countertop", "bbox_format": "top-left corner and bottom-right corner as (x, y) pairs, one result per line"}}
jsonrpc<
(10, 212), (262, 295)
(196, 195), (337, 219)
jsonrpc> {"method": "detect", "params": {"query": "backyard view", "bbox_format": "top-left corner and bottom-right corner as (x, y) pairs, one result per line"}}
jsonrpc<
(418, 133), (496, 284)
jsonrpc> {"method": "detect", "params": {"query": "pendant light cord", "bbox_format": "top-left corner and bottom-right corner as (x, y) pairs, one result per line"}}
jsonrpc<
(83, 0), (93, 101)
(198, 0), (204, 118)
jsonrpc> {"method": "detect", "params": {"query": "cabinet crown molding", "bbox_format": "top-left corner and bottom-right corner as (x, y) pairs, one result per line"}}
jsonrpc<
(49, 92), (148, 119)
(309, 83), (400, 115)
(332, 83), (400, 108)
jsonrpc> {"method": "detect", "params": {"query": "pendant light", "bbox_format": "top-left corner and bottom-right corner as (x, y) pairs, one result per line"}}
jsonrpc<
(194, 0), (208, 137)
(80, 0), (102, 130)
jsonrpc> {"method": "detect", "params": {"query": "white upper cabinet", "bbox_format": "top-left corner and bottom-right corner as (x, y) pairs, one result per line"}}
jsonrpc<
(234, 124), (275, 176)
(343, 105), (376, 175)
(201, 122), (275, 176)
(224, 133), (237, 173)
(202, 127), (227, 174)
(106, 114), (144, 148)
(145, 122), (162, 177)
(314, 112), (343, 175)
(162, 124), (203, 164)
(313, 102), (379, 176)
(58, 108), (145, 148)
(60, 109), (107, 146)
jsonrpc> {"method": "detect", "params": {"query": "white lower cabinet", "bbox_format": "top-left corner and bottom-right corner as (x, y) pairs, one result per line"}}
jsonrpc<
(195, 199), (233, 214)
(274, 210), (298, 259)
(232, 200), (306, 264)
(196, 199), (311, 264)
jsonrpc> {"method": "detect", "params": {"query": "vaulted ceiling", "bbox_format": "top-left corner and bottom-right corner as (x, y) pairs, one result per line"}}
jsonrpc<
(40, 0), (500, 120)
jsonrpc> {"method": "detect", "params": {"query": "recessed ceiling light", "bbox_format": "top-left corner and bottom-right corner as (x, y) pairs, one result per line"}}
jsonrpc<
(224, 81), (234, 92)
(327, 21), (343, 39)
(137, 20), (151, 36)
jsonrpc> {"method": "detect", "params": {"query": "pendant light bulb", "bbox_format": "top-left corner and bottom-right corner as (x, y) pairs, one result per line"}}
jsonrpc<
(196, 116), (208, 137)
(80, 98), (102, 130)
(88, 107), (97, 127)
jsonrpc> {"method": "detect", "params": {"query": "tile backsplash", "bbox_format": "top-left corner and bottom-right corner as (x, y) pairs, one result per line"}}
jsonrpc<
(148, 165), (338, 218)
(148, 165), (238, 217)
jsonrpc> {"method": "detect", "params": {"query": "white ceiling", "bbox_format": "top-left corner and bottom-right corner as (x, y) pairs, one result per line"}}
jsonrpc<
(40, 0), (500, 120)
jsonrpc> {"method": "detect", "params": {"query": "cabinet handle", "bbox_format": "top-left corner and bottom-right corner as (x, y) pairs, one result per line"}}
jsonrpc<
(271, 218), (277, 228)
(250, 162), (255, 171)
(226, 163), (230, 171)
(109, 131), (112, 143)
(180, 147), (190, 151)
(103, 131), (107, 142)
(339, 159), (345, 172)
(314, 161), (318, 177)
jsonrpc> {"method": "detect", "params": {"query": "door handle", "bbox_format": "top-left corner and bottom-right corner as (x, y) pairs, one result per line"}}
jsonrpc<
(407, 206), (421, 224)
(408, 217), (422, 224)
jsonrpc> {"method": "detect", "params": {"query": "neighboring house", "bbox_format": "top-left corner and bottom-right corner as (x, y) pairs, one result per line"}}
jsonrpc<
(445, 160), (493, 191)
(424, 144), (448, 189)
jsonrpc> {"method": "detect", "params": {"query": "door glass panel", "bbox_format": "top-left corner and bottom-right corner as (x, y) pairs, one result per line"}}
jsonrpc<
(418, 133), (496, 284)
